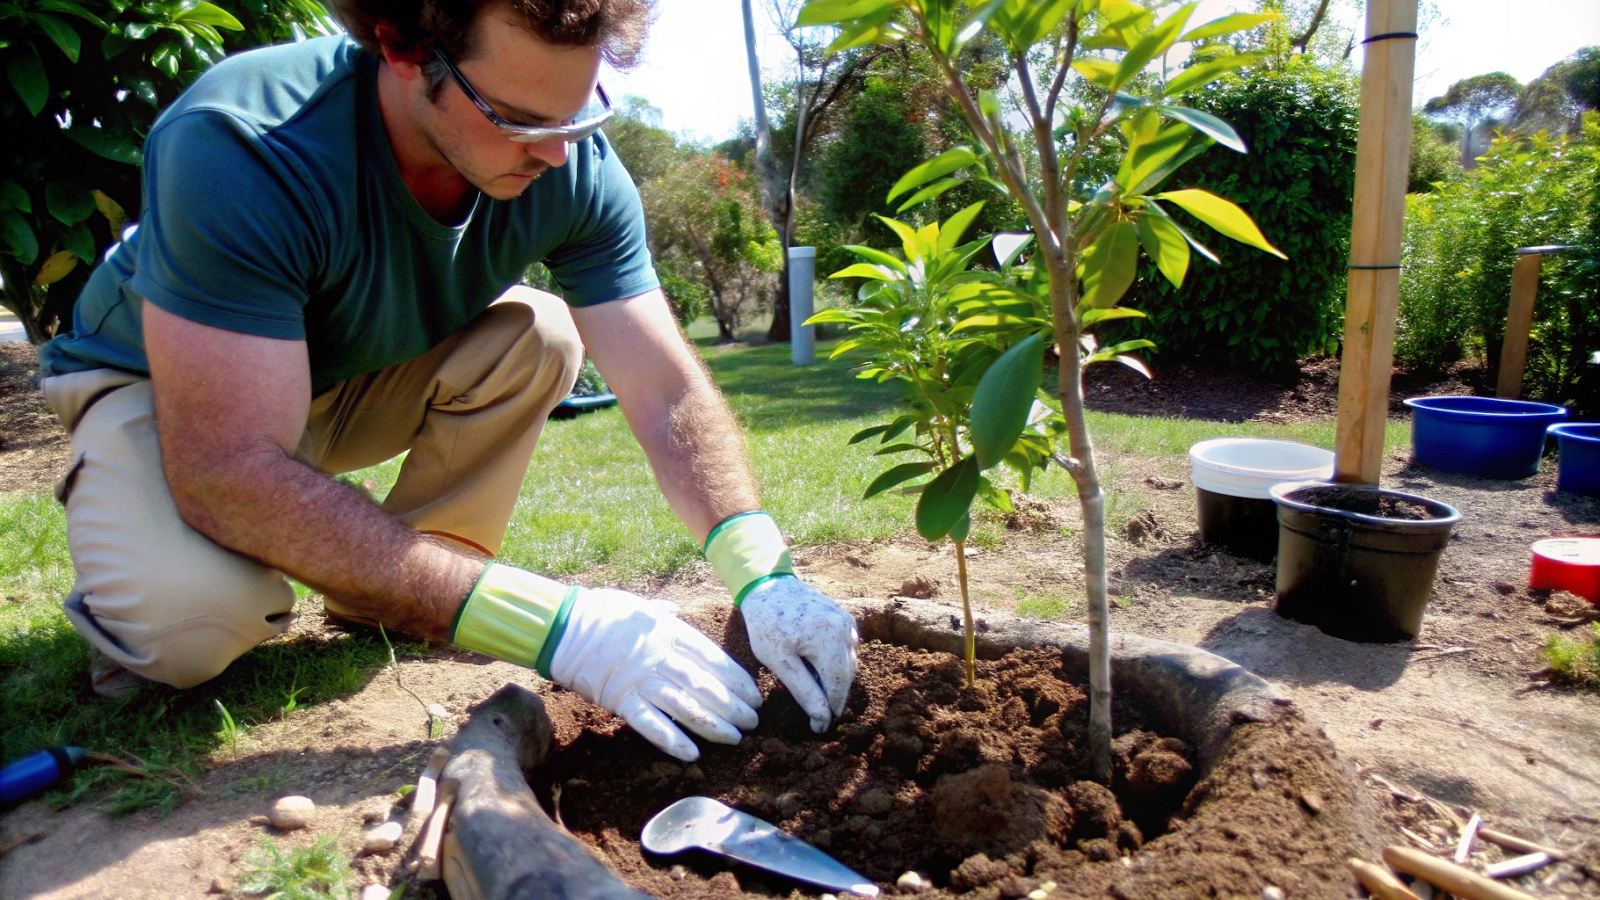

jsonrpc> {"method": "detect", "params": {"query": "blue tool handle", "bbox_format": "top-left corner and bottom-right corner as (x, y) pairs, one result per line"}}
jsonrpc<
(0, 747), (86, 805)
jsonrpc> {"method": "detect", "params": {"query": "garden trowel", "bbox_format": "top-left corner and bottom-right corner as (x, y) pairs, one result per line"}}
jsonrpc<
(641, 796), (879, 896)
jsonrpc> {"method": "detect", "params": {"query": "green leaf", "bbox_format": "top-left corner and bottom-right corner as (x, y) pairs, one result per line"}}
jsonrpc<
(873, 215), (923, 263)
(991, 0), (1073, 52)
(830, 262), (898, 281)
(874, 442), (923, 456)
(935, 202), (986, 256)
(64, 219), (96, 263)
(0, 210), (39, 265)
(864, 462), (938, 499)
(173, 2), (244, 29)
(952, 313), (1039, 332)
(977, 475), (1015, 513)
(1079, 220), (1140, 308)
(915, 456), (979, 541)
(32, 13), (81, 63)
(952, 0), (1008, 53)
(1127, 134), (1213, 196)
(887, 148), (978, 204)
(45, 182), (95, 225)
(797, 0), (894, 26)
(1114, 2), (1196, 88)
(63, 124), (142, 165)
(1154, 188), (1285, 259)
(969, 334), (1044, 470)
(1080, 307), (1148, 328)
(1117, 122), (1189, 192)
(8, 45), (48, 116)
(38, 0), (108, 29)
(826, 11), (904, 52)
(0, 182), (31, 213)
(895, 176), (962, 213)
(848, 424), (891, 445)
(1137, 211), (1189, 288)
(1158, 104), (1245, 152)
(1072, 57), (1120, 92)
(805, 309), (865, 325)
(1144, 200), (1218, 263)
(948, 510), (971, 544)
(837, 244), (908, 275)
(1179, 12), (1276, 42)
(1162, 52), (1259, 97)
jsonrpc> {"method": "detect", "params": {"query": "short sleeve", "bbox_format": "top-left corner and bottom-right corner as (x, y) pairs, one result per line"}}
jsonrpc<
(543, 133), (658, 306)
(128, 109), (321, 339)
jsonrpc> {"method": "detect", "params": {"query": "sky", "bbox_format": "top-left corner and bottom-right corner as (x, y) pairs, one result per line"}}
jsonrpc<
(603, 0), (1600, 144)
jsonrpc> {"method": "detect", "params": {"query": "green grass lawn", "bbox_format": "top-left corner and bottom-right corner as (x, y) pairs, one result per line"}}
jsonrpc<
(0, 332), (1407, 812)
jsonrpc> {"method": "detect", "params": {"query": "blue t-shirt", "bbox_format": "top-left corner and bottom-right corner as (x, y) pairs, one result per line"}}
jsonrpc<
(40, 36), (657, 395)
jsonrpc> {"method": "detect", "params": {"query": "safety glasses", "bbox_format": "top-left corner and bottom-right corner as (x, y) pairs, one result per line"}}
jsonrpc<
(434, 51), (612, 144)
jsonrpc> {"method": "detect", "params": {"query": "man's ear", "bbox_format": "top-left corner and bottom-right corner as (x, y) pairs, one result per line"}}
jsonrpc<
(374, 21), (428, 80)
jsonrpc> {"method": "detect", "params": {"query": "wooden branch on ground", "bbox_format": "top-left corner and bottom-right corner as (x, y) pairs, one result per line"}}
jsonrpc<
(1384, 845), (1539, 900)
(1348, 858), (1422, 900)
(1479, 827), (1567, 860)
(437, 684), (651, 900)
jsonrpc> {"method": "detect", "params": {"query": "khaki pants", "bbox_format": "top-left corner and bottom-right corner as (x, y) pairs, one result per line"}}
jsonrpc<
(43, 287), (582, 689)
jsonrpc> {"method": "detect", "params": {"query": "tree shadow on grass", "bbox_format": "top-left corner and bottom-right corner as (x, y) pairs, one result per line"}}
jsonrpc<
(702, 342), (902, 433)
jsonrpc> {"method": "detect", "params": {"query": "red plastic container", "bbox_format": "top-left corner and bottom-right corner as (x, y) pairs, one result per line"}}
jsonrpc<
(1529, 537), (1600, 603)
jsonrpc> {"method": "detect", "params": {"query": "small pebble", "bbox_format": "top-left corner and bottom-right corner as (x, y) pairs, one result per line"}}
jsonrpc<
(360, 885), (391, 900)
(208, 876), (231, 894)
(896, 871), (926, 893)
(1262, 887), (1284, 900)
(426, 703), (450, 721)
(357, 797), (391, 824)
(669, 865), (688, 882)
(269, 795), (315, 831)
(363, 820), (403, 854)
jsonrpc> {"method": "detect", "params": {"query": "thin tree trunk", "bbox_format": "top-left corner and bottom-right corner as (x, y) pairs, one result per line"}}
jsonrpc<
(1292, 0), (1333, 53)
(742, 0), (794, 343)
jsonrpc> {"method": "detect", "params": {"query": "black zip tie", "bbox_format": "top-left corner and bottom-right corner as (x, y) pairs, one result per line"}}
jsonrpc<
(1347, 264), (1403, 270)
(1362, 31), (1418, 44)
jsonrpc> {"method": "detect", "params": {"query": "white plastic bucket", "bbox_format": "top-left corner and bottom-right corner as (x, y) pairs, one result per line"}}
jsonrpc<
(1189, 439), (1335, 561)
(1189, 439), (1335, 500)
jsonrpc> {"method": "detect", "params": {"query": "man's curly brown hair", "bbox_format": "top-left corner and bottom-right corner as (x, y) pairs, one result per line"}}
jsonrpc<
(330, 0), (654, 92)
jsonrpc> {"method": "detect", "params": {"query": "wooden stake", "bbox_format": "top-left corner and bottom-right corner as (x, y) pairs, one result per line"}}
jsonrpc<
(1455, 813), (1482, 864)
(1479, 827), (1566, 860)
(1333, 0), (1418, 485)
(1484, 853), (1553, 879)
(415, 778), (459, 882)
(1349, 858), (1422, 900)
(1384, 845), (1539, 900)
(409, 746), (451, 824)
(1496, 253), (1545, 399)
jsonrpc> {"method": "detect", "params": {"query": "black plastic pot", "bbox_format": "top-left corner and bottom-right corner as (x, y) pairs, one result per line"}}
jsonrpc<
(1269, 481), (1461, 643)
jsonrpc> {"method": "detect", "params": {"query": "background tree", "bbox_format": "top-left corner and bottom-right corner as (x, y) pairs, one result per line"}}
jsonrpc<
(1423, 72), (1523, 167)
(1510, 46), (1600, 137)
(1409, 112), (1461, 192)
(0, 0), (335, 344)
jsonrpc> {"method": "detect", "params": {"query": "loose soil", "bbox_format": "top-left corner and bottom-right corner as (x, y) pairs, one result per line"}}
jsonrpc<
(2, 344), (1598, 898)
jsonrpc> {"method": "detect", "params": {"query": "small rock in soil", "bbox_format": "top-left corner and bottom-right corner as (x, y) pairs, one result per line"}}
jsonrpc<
(896, 871), (928, 893)
(356, 796), (391, 824)
(899, 576), (937, 599)
(208, 876), (231, 894)
(269, 795), (315, 831)
(1261, 887), (1285, 900)
(360, 885), (391, 900)
(1300, 791), (1324, 815)
(362, 820), (402, 854)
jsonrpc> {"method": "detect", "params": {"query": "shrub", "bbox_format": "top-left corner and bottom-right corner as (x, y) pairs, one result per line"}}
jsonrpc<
(1398, 114), (1600, 400)
(1115, 59), (1360, 378)
(0, 0), (336, 343)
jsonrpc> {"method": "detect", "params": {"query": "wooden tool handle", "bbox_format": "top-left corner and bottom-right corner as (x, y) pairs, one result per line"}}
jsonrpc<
(1348, 858), (1421, 900)
(1383, 845), (1537, 900)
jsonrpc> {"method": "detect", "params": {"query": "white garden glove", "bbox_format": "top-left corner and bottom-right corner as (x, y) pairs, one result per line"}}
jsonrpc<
(704, 512), (860, 733)
(451, 564), (761, 762)
(741, 576), (860, 733)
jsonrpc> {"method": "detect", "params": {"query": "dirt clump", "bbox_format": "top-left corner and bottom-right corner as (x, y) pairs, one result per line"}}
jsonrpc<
(930, 763), (1072, 858)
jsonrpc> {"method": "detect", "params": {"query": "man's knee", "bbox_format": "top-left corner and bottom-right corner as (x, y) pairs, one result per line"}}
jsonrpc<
(498, 285), (583, 378)
(69, 552), (296, 690)
(449, 286), (583, 403)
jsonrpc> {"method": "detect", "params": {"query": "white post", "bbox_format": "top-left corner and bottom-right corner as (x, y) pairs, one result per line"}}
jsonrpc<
(788, 246), (816, 366)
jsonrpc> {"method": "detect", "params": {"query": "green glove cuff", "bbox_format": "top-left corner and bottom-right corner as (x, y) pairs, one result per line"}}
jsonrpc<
(451, 563), (578, 678)
(703, 511), (795, 607)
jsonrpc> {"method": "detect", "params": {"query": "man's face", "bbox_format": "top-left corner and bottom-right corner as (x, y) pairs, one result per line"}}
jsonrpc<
(416, 6), (603, 200)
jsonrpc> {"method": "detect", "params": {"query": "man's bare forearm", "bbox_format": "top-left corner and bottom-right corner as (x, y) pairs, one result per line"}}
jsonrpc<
(641, 370), (762, 542)
(166, 439), (481, 642)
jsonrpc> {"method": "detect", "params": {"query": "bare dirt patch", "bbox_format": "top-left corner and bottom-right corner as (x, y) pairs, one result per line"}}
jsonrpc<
(2, 352), (1598, 898)
(0, 342), (68, 494)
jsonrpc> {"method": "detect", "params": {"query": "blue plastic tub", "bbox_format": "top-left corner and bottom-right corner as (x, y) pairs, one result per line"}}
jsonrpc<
(1402, 396), (1567, 479)
(1550, 423), (1600, 495)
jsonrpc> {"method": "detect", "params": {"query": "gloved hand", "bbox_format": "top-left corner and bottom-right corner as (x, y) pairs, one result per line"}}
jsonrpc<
(742, 576), (859, 733)
(704, 512), (860, 733)
(451, 564), (760, 762)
